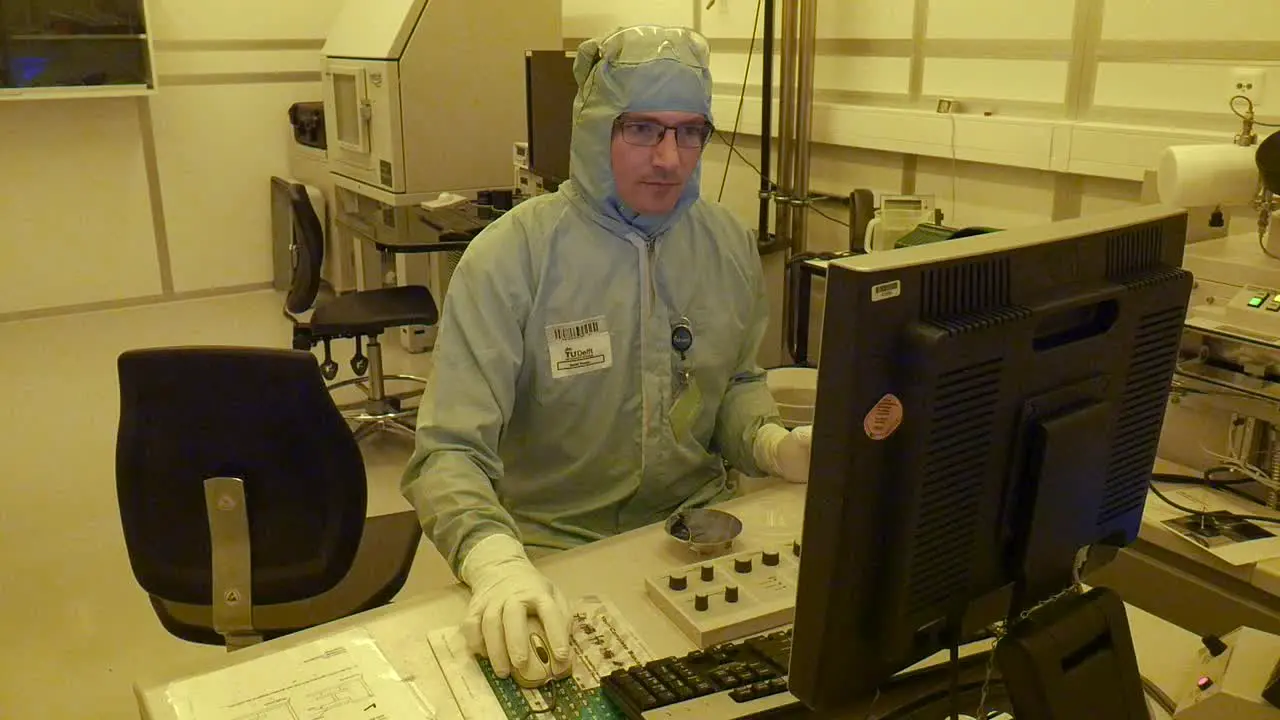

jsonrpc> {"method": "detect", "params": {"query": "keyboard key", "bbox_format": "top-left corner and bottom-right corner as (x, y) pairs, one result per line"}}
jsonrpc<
(600, 628), (797, 719)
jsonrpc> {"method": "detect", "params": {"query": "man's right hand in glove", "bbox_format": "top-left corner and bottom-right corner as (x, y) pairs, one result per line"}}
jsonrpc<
(459, 533), (571, 678)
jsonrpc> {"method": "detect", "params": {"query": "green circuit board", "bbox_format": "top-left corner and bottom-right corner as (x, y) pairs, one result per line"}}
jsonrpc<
(478, 659), (627, 720)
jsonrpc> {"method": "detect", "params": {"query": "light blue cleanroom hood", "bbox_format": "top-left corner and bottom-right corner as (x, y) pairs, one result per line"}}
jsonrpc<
(568, 26), (715, 237)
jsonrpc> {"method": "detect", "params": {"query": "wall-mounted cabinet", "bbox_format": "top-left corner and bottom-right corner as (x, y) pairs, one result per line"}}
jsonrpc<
(0, 0), (154, 99)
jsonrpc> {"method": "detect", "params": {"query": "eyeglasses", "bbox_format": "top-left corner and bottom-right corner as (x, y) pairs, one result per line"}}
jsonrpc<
(615, 120), (714, 149)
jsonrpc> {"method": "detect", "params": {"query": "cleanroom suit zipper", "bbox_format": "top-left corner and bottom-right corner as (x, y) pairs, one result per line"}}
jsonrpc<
(631, 232), (658, 479)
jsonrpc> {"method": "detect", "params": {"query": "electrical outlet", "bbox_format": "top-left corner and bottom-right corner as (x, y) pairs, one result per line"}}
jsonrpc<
(1231, 67), (1267, 106)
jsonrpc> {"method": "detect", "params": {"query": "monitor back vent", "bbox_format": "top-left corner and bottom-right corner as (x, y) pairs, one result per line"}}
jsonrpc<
(1098, 304), (1186, 528)
(907, 358), (1002, 613)
(1106, 225), (1162, 278)
(921, 257), (1011, 318)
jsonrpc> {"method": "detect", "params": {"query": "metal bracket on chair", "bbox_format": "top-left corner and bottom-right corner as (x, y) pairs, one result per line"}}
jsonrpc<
(203, 476), (261, 650)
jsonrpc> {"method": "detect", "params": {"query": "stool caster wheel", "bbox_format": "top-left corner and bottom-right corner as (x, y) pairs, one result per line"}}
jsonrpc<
(351, 335), (369, 375)
(320, 338), (339, 380)
(321, 359), (340, 380)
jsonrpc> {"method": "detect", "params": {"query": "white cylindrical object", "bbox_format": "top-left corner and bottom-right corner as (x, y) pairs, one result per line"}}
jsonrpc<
(767, 367), (818, 428)
(1157, 144), (1259, 208)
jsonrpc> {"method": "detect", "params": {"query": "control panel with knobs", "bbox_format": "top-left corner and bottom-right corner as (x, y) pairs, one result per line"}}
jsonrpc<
(644, 541), (802, 649)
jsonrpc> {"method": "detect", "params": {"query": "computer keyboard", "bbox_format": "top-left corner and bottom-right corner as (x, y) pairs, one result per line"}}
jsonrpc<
(600, 628), (798, 719)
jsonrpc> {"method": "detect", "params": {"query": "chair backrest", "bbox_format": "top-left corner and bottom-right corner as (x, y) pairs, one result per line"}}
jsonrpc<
(285, 182), (326, 316)
(116, 347), (366, 606)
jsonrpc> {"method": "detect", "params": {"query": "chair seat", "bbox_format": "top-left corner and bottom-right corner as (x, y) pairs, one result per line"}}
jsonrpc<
(311, 286), (439, 337)
(147, 511), (423, 645)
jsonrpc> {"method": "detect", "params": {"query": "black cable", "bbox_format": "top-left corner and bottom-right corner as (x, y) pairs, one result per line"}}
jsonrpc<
(1149, 476), (1280, 526)
(717, 0), (764, 202)
(1154, 471), (1252, 487)
(1258, 232), (1280, 261)
(810, 204), (852, 228)
(520, 680), (560, 719)
(1232, 95), (1280, 128)
(1142, 675), (1177, 716)
(714, 129), (768, 180)
(948, 638), (961, 720)
(711, 130), (851, 229)
(880, 679), (1007, 720)
(1155, 470), (1275, 516)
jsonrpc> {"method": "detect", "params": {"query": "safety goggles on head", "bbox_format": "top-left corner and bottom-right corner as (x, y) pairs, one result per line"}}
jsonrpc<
(615, 119), (714, 149)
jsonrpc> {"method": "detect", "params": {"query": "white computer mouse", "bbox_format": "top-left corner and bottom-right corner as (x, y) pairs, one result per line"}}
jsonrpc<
(512, 615), (573, 689)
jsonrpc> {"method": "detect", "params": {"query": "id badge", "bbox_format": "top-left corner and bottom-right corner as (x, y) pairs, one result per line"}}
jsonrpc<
(669, 373), (704, 438)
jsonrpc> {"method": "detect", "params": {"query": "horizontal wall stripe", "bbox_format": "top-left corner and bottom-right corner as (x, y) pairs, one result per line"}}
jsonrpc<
(157, 71), (321, 87)
(1096, 40), (1280, 62)
(0, 283), (273, 325)
(152, 38), (325, 52)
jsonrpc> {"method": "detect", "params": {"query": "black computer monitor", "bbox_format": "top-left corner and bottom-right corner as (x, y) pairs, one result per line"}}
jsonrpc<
(788, 205), (1194, 711)
(524, 50), (576, 188)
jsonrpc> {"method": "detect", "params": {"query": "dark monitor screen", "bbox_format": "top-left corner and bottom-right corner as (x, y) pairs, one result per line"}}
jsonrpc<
(525, 50), (576, 187)
(787, 205), (1193, 711)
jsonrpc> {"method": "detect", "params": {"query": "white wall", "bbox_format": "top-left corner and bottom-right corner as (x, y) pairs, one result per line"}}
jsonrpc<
(0, 99), (162, 313)
(0, 0), (346, 318)
(5, 0), (1276, 319)
(562, 0), (1279, 242)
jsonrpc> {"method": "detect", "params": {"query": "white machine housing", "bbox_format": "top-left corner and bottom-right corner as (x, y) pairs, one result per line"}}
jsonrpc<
(1144, 153), (1280, 472)
(322, 0), (562, 200)
(1174, 627), (1280, 719)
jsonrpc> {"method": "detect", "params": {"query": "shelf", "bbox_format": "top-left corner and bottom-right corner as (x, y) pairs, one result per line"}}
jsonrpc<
(0, 84), (154, 101)
(8, 33), (147, 41)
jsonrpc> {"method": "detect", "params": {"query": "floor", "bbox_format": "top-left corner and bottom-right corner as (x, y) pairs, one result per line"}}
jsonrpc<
(0, 290), (458, 719)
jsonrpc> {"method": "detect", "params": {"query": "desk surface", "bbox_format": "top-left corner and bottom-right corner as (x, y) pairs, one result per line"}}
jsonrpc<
(1146, 459), (1280, 597)
(137, 482), (1205, 720)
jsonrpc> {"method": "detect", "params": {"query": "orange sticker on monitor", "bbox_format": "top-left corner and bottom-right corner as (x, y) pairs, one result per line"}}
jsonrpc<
(864, 394), (904, 440)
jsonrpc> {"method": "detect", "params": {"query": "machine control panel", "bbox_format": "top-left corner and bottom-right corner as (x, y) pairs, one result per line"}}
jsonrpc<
(1244, 288), (1280, 312)
(644, 542), (801, 649)
(1185, 285), (1280, 347)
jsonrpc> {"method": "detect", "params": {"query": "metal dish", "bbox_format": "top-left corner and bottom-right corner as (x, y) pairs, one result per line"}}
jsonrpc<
(665, 508), (743, 555)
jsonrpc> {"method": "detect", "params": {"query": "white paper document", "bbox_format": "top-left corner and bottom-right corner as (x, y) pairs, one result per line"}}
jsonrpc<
(1149, 487), (1280, 566)
(425, 627), (507, 720)
(164, 628), (435, 720)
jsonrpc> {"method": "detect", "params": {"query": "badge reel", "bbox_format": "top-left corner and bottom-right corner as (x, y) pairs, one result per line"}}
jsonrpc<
(669, 319), (703, 436)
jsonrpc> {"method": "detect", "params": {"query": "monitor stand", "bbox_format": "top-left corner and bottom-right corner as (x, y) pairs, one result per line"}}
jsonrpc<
(776, 589), (1148, 719)
(995, 586), (1150, 719)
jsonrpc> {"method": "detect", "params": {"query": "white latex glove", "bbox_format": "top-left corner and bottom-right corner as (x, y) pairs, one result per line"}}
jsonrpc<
(458, 533), (571, 678)
(753, 423), (813, 483)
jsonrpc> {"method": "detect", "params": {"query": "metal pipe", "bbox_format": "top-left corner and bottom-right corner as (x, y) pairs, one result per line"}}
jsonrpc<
(790, 0), (817, 256)
(775, 0), (799, 251)
(757, 0), (775, 248)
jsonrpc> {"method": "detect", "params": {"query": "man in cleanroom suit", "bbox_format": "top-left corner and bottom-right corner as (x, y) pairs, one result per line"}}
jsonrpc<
(401, 25), (813, 678)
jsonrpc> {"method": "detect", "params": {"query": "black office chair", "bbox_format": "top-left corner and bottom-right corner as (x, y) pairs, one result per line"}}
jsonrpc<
(116, 347), (422, 650)
(281, 179), (436, 441)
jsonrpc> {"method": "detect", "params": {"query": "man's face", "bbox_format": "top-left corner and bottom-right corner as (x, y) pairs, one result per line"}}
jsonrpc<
(610, 111), (709, 216)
